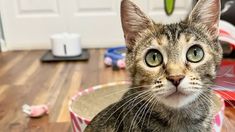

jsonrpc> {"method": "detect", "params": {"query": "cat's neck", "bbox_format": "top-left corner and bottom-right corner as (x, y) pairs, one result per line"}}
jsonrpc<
(152, 90), (213, 123)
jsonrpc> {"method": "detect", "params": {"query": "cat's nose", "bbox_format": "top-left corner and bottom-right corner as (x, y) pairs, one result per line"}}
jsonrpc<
(167, 75), (185, 87)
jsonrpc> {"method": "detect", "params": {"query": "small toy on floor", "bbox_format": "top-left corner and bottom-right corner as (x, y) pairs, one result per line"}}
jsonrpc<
(104, 46), (126, 70)
(22, 104), (49, 118)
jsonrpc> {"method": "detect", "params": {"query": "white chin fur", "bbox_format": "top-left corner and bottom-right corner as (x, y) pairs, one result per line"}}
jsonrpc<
(158, 77), (201, 108)
(160, 93), (199, 108)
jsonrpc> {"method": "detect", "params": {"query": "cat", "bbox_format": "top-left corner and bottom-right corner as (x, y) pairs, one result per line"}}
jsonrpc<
(85, 0), (222, 131)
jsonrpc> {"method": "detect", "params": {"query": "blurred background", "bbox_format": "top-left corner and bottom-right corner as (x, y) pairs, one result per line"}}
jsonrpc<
(0, 0), (193, 50)
(1, 0), (235, 131)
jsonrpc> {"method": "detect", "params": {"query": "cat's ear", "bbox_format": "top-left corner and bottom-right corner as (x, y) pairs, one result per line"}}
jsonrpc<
(188, 0), (221, 37)
(121, 0), (154, 50)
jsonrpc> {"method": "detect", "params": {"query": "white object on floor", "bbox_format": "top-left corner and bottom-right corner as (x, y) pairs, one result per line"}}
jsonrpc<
(51, 33), (82, 57)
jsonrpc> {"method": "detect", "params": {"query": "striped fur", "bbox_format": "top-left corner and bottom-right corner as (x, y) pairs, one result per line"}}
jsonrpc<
(85, 0), (222, 131)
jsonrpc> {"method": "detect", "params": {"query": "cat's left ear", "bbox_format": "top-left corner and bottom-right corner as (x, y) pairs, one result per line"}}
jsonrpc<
(121, 0), (154, 50)
(188, 0), (221, 37)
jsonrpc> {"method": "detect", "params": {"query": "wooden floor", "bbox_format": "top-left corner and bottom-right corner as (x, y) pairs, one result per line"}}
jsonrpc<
(0, 49), (127, 132)
(0, 49), (234, 132)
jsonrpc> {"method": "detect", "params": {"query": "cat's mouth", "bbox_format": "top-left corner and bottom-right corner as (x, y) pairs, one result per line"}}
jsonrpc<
(165, 91), (189, 99)
(163, 86), (192, 99)
(159, 89), (197, 108)
(155, 83), (201, 108)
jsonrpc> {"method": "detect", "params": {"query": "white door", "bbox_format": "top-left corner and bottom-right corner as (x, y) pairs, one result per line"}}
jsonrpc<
(66, 0), (124, 48)
(0, 0), (192, 50)
(0, 0), (69, 50)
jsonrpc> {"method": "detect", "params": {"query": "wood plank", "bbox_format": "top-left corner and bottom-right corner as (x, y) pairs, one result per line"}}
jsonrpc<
(0, 51), (28, 78)
(14, 58), (41, 85)
(56, 71), (82, 122)
(26, 122), (70, 132)
(48, 63), (75, 122)
(0, 85), (31, 131)
(30, 63), (65, 105)
(80, 49), (100, 89)
(0, 85), (8, 101)
(0, 51), (43, 85)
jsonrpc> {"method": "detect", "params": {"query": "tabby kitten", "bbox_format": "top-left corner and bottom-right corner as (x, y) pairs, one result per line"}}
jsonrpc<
(85, 0), (222, 131)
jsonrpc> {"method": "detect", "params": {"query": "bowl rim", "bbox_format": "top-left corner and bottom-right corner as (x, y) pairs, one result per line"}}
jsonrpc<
(69, 81), (225, 124)
(68, 81), (130, 122)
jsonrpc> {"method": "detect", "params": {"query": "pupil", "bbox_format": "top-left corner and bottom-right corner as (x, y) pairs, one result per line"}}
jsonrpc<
(153, 54), (156, 61)
(193, 49), (197, 56)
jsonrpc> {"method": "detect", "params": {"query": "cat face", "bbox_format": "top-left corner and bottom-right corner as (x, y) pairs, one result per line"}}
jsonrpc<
(121, 0), (222, 108)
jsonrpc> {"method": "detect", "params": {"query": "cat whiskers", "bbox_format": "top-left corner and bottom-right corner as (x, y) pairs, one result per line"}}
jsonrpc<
(101, 84), (153, 98)
(114, 88), (156, 131)
(140, 97), (157, 130)
(146, 97), (158, 127)
(209, 84), (235, 110)
(151, 84), (166, 96)
(198, 93), (214, 105)
(216, 91), (235, 108)
(136, 83), (161, 128)
(131, 94), (156, 132)
(128, 94), (155, 132)
(114, 91), (152, 132)
(99, 85), (153, 120)
(181, 93), (212, 118)
(137, 84), (165, 129)
(103, 88), (152, 126)
(216, 66), (234, 78)
(197, 88), (234, 113)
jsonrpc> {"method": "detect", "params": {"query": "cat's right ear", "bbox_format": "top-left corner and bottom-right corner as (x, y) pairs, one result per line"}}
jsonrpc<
(121, 0), (154, 50)
(188, 0), (221, 38)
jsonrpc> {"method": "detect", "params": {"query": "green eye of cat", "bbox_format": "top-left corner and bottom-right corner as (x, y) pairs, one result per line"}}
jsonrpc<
(186, 45), (204, 63)
(145, 49), (163, 67)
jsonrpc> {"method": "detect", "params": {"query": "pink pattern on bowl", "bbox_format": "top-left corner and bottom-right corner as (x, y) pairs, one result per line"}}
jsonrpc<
(69, 82), (225, 132)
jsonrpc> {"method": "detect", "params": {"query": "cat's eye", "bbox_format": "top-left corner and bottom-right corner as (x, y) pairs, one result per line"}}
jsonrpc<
(145, 49), (163, 67)
(186, 45), (204, 63)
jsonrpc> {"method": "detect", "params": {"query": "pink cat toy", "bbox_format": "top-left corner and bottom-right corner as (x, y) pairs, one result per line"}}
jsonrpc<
(22, 104), (49, 118)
